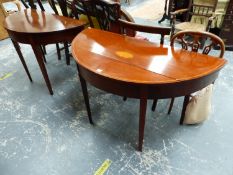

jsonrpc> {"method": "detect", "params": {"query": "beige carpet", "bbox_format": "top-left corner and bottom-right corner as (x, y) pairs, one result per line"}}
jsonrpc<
(126, 0), (165, 20)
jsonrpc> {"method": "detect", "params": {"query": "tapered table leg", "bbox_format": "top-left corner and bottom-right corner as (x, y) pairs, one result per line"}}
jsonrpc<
(78, 72), (93, 124)
(11, 40), (33, 82)
(31, 44), (53, 95)
(138, 89), (147, 151)
(180, 95), (190, 124)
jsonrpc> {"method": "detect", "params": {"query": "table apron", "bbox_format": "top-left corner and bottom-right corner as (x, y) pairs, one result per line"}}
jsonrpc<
(6, 27), (84, 45)
(78, 65), (221, 99)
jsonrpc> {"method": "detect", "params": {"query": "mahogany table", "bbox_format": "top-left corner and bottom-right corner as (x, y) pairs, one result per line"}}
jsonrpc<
(71, 28), (226, 151)
(3, 9), (86, 94)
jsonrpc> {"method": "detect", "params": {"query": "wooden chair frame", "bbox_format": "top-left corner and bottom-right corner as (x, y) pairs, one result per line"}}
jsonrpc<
(170, 0), (218, 38)
(152, 30), (225, 124)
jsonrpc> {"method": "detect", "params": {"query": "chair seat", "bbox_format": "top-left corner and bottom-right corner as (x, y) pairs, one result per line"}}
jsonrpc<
(175, 22), (206, 32)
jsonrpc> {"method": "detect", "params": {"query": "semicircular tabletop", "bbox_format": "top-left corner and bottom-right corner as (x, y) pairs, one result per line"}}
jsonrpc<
(72, 28), (226, 84)
(4, 9), (86, 34)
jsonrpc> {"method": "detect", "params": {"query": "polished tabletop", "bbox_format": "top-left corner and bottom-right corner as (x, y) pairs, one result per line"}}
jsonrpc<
(72, 28), (227, 84)
(4, 9), (86, 33)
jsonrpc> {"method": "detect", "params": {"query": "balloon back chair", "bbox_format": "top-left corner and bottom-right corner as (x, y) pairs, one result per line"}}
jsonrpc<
(153, 30), (225, 124)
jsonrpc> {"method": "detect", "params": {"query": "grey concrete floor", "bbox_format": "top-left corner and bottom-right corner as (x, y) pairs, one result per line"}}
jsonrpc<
(1, 1), (233, 175)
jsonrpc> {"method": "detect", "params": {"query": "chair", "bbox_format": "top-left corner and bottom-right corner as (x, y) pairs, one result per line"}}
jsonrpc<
(71, 0), (101, 29)
(166, 30), (225, 124)
(118, 19), (170, 44)
(46, 0), (75, 65)
(74, 0), (135, 32)
(83, 0), (170, 40)
(170, 0), (218, 38)
(48, 0), (75, 17)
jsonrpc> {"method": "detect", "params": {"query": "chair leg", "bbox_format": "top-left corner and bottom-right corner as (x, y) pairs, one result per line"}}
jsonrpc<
(180, 95), (190, 125)
(42, 45), (47, 54)
(64, 42), (70, 65)
(151, 99), (158, 111)
(56, 43), (61, 60)
(167, 97), (175, 115)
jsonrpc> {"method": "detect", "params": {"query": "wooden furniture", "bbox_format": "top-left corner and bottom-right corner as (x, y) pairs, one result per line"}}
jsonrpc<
(118, 19), (170, 44)
(158, 0), (189, 23)
(21, 0), (44, 10)
(71, 0), (101, 28)
(46, 0), (74, 64)
(21, 0), (70, 63)
(172, 0), (190, 21)
(170, 0), (218, 37)
(158, 30), (225, 124)
(48, 0), (73, 17)
(71, 28), (226, 151)
(219, 0), (233, 49)
(3, 9), (86, 94)
(158, 0), (174, 23)
(72, 0), (135, 32)
(118, 19), (170, 102)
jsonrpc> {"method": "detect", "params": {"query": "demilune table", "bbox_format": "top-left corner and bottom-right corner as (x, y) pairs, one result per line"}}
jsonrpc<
(4, 9), (86, 94)
(71, 28), (227, 151)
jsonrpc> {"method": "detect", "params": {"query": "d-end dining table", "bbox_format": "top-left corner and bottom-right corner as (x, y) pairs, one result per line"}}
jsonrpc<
(71, 28), (227, 151)
(3, 9), (86, 95)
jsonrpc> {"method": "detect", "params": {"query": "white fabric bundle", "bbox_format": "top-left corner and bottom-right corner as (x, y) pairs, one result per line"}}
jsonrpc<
(184, 84), (213, 124)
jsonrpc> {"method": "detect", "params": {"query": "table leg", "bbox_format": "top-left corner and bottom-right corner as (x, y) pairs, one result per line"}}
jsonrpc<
(77, 69), (93, 124)
(31, 44), (53, 95)
(138, 90), (147, 152)
(11, 40), (33, 82)
(180, 95), (190, 124)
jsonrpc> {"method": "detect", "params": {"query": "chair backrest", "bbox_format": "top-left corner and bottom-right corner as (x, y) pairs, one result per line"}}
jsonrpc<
(186, 0), (218, 20)
(71, 0), (95, 27)
(74, 0), (135, 33)
(118, 19), (170, 45)
(88, 0), (121, 31)
(170, 30), (225, 58)
(48, 0), (73, 17)
(20, 0), (45, 11)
